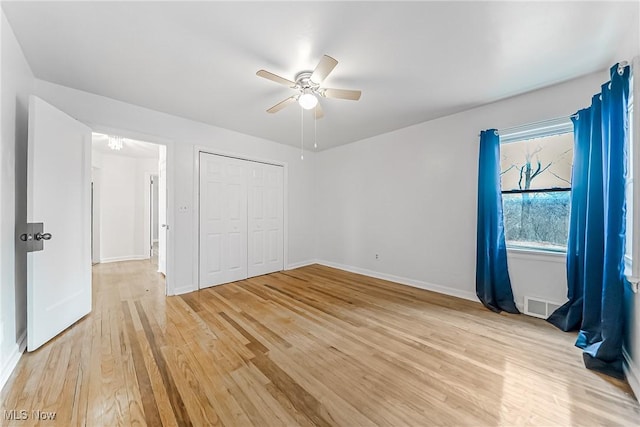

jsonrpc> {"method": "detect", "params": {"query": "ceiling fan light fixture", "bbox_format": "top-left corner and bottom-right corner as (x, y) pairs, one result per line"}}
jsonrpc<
(298, 90), (318, 110)
(258, 54), (360, 117)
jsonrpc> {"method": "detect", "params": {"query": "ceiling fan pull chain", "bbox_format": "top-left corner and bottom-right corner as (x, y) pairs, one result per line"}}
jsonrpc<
(300, 107), (304, 160)
(314, 110), (318, 149)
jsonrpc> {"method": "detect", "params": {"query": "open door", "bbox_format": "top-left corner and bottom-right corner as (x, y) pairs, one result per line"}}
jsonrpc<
(26, 96), (92, 351)
(158, 145), (167, 275)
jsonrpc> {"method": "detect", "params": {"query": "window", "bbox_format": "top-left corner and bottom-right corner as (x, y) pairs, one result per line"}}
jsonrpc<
(625, 74), (635, 282)
(500, 129), (573, 252)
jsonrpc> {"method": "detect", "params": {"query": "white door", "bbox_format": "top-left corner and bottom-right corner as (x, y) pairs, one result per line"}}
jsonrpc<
(157, 146), (167, 275)
(199, 153), (248, 288)
(150, 174), (159, 257)
(27, 96), (92, 351)
(248, 163), (284, 277)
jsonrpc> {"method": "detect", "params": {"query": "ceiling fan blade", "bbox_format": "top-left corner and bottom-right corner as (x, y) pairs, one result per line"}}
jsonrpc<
(310, 55), (338, 84)
(256, 70), (296, 87)
(323, 88), (362, 101)
(314, 102), (324, 120)
(266, 96), (297, 113)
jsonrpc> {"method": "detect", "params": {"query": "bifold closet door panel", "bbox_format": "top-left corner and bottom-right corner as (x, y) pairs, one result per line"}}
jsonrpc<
(248, 162), (284, 278)
(199, 153), (248, 288)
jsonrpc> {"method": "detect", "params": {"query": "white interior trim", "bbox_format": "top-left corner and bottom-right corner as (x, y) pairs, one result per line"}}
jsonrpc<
(0, 331), (26, 392)
(286, 260), (318, 270)
(623, 347), (640, 403)
(99, 255), (149, 264)
(89, 124), (175, 296)
(627, 56), (640, 293)
(499, 116), (573, 144)
(316, 260), (478, 302)
(192, 145), (290, 292)
(507, 248), (566, 264)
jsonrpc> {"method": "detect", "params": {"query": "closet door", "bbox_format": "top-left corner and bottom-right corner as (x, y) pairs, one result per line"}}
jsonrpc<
(199, 153), (248, 288)
(248, 162), (284, 277)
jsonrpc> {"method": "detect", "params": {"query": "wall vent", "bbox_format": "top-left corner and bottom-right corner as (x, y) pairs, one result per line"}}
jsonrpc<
(524, 296), (561, 319)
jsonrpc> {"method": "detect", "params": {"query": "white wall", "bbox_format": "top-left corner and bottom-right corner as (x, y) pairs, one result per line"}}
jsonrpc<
(315, 70), (609, 307)
(94, 153), (158, 263)
(315, 66), (640, 396)
(0, 10), (34, 389)
(34, 79), (317, 294)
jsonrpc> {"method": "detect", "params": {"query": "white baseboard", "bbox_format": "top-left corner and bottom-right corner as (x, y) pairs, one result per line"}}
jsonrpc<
(171, 284), (196, 296)
(623, 348), (640, 402)
(316, 260), (478, 302)
(100, 255), (149, 264)
(286, 259), (318, 270)
(0, 330), (26, 392)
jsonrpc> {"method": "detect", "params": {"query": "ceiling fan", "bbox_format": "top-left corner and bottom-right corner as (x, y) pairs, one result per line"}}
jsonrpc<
(256, 55), (361, 119)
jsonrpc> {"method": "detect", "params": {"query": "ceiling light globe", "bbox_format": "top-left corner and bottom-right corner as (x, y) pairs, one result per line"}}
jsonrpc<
(298, 93), (318, 110)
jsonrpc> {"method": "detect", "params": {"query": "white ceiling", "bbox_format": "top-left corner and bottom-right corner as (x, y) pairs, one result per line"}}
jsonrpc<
(3, 1), (638, 150)
(92, 133), (159, 159)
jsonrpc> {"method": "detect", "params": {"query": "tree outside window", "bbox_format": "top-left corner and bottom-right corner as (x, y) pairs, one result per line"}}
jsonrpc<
(500, 132), (573, 251)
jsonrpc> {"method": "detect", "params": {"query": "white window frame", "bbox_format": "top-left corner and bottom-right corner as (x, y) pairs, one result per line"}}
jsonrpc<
(626, 58), (639, 293)
(500, 117), (573, 254)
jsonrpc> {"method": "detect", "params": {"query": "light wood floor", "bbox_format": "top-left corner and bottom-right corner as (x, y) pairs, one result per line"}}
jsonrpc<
(1, 261), (639, 426)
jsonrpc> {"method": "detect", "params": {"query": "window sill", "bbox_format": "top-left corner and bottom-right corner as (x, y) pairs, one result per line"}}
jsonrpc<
(624, 255), (639, 293)
(507, 247), (566, 263)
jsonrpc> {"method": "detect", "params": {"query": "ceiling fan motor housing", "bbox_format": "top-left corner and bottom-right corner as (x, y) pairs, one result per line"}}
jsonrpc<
(295, 71), (322, 96)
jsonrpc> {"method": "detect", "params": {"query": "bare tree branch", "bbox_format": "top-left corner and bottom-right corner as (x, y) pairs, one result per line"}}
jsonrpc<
(530, 162), (540, 179)
(531, 162), (552, 180)
(538, 162), (552, 175)
(549, 171), (571, 185)
(500, 164), (516, 176)
(518, 165), (525, 190)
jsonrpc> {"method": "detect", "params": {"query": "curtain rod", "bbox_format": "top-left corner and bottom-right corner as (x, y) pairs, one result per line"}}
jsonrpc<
(480, 59), (633, 138)
(497, 61), (632, 135)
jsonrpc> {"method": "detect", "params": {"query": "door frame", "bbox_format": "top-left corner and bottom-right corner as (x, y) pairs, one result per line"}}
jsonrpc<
(92, 124), (175, 296)
(91, 167), (101, 264)
(193, 146), (289, 289)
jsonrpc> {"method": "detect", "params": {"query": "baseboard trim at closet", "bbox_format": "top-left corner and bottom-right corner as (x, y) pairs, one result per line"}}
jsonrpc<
(99, 255), (150, 264)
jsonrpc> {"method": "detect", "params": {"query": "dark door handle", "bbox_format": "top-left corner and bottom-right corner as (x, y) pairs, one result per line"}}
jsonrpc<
(35, 232), (52, 241)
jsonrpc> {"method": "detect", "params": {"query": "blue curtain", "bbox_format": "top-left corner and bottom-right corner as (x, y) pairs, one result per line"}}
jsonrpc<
(476, 129), (520, 314)
(547, 64), (630, 379)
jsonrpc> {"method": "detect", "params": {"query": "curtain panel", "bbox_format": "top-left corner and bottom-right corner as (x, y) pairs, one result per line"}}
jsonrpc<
(476, 129), (520, 314)
(547, 63), (630, 378)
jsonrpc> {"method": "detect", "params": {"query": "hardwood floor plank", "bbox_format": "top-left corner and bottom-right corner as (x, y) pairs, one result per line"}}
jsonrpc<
(229, 365), (301, 426)
(122, 301), (163, 427)
(159, 344), (223, 427)
(217, 312), (269, 355)
(1, 260), (639, 426)
(134, 300), (192, 427)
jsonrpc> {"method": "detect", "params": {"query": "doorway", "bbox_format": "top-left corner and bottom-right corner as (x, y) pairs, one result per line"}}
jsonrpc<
(90, 133), (168, 280)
